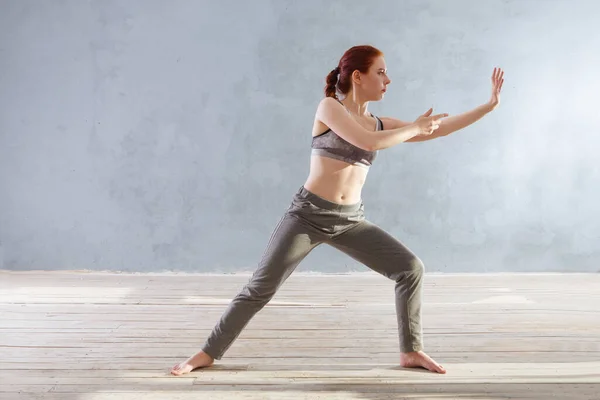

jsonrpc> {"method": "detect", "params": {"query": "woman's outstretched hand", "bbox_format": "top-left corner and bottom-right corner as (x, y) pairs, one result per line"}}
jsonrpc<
(488, 67), (504, 111)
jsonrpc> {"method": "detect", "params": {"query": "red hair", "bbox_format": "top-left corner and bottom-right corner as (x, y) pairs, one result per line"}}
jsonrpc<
(324, 45), (384, 99)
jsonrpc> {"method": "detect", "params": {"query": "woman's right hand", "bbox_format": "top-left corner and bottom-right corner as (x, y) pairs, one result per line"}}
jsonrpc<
(415, 108), (449, 135)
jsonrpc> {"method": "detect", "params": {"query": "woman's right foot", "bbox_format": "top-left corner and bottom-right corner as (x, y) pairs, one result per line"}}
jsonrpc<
(400, 350), (446, 374)
(170, 350), (214, 376)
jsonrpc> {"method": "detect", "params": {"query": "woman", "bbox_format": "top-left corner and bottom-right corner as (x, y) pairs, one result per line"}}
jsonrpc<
(171, 45), (504, 376)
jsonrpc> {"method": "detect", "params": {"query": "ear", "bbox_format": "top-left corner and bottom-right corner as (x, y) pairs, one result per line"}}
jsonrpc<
(351, 70), (361, 84)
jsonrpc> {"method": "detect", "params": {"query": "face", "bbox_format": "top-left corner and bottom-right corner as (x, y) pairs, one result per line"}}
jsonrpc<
(353, 55), (392, 101)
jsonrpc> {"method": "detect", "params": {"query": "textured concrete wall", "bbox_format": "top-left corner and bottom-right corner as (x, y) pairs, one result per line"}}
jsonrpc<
(1, 0), (599, 272)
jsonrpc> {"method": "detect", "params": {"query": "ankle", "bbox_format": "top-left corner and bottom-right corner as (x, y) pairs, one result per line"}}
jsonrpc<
(199, 350), (215, 361)
(400, 347), (423, 355)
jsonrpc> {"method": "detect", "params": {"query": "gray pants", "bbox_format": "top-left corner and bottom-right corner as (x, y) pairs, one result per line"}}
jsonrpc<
(202, 186), (425, 359)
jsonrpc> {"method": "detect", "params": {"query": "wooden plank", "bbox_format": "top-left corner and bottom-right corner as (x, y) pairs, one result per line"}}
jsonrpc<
(3, 336), (599, 349)
(1, 387), (597, 400)
(2, 361), (599, 379)
(3, 355), (600, 367)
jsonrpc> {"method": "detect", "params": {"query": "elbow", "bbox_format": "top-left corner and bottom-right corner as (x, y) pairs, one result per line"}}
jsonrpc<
(362, 130), (381, 151)
(357, 130), (378, 151)
(365, 136), (389, 151)
(363, 140), (378, 152)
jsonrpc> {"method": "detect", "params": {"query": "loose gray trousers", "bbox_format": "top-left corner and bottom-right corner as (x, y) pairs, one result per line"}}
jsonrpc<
(202, 186), (425, 359)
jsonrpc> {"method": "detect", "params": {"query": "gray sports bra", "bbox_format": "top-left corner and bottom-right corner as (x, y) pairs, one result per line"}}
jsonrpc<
(311, 101), (382, 167)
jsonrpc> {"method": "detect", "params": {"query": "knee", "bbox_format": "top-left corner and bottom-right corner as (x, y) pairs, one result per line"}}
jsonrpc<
(388, 256), (424, 282)
(393, 257), (424, 282)
(408, 256), (425, 276)
(237, 281), (277, 305)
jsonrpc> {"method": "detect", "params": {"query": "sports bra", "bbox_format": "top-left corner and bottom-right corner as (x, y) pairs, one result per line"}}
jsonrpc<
(311, 101), (382, 167)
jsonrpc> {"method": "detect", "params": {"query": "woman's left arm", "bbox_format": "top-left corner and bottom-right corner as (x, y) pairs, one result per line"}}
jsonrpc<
(381, 67), (504, 142)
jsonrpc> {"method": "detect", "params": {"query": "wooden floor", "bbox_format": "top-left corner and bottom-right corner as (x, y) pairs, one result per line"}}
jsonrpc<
(1, 271), (599, 400)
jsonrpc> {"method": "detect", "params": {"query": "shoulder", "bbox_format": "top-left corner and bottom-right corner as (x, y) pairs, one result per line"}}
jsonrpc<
(315, 97), (348, 123)
(377, 116), (412, 130)
(317, 96), (344, 111)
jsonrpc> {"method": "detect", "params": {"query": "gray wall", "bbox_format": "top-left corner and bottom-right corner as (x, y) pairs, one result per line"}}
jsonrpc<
(1, 0), (599, 273)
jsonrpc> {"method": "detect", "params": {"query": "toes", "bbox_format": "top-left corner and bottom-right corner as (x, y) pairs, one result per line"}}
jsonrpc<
(432, 362), (446, 374)
(421, 356), (445, 374)
(170, 364), (184, 375)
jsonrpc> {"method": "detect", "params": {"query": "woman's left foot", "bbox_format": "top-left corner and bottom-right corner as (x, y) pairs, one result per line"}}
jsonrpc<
(170, 350), (214, 376)
(400, 350), (446, 374)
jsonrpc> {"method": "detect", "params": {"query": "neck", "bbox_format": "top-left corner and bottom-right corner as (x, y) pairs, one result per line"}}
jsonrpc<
(341, 91), (369, 117)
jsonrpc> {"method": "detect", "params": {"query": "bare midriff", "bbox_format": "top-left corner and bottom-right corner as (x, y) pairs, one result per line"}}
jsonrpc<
(302, 154), (369, 205)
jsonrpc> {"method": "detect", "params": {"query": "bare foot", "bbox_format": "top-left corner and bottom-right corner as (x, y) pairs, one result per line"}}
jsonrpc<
(170, 350), (214, 376)
(400, 350), (446, 374)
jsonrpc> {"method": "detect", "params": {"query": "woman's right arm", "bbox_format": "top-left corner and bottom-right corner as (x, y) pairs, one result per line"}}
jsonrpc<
(316, 97), (447, 151)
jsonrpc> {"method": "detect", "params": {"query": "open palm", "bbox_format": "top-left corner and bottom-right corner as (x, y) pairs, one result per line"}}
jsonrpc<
(489, 67), (504, 110)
